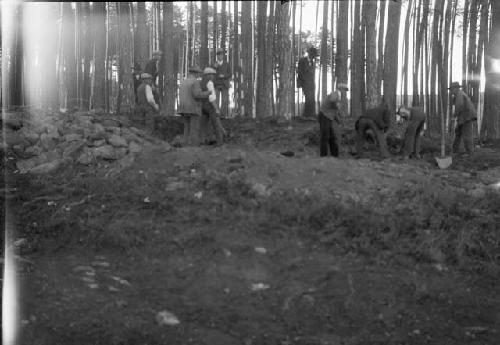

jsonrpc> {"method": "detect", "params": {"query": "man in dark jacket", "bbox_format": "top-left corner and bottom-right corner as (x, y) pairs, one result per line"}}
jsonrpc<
(213, 48), (231, 118)
(449, 82), (477, 155)
(136, 73), (160, 134)
(297, 47), (318, 118)
(200, 68), (225, 146)
(355, 101), (391, 158)
(396, 105), (426, 159)
(318, 90), (343, 157)
(132, 62), (142, 104)
(178, 66), (211, 146)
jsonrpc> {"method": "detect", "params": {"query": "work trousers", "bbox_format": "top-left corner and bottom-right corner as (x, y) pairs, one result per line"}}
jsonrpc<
(401, 119), (425, 158)
(355, 117), (390, 158)
(302, 86), (316, 118)
(181, 113), (201, 146)
(216, 88), (230, 118)
(453, 120), (475, 154)
(318, 112), (341, 157)
(200, 103), (225, 145)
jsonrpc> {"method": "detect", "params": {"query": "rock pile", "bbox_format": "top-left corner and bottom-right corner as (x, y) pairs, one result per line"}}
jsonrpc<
(3, 110), (170, 174)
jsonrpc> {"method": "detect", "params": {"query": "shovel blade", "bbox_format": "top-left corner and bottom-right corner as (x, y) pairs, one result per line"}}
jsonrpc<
(435, 156), (452, 169)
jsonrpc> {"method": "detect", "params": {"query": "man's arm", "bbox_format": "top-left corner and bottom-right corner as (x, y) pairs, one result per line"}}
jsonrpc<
(192, 81), (211, 100)
(145, 85), (159, 111)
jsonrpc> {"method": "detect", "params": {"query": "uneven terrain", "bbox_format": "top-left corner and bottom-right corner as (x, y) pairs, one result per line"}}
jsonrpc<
(3, 111), (500, 345)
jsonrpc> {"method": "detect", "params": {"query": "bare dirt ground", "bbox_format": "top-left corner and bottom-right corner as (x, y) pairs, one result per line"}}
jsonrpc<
(4, 114), (500, 345)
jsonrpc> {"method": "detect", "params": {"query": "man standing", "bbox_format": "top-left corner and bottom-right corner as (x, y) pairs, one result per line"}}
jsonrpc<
(318, 90), (343, 157)
(177, 66), (212, 146)
(449, 82), (477, 156)
(396, 105), (426, 159)
(200, 67), (225, 146)
(213, 48), (231, 118)
(144, 50), (162, 107)
(136, 73), (160, 134)
(297, 47), (318, 118)
(131, 62), (142, 104)
(355, 100), (391, 159)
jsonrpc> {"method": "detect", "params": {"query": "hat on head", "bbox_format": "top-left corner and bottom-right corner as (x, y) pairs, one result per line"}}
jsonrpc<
(216, 48), (224, 55)
(203, 67), (217, 75)
(308, 47), (318, 57)
(448, 82), (461, 90)
(337, 82), (349, 91)
(141, 73), (153, 79)
(188, 65), (203, 74)
(152, 50), (163, 57)
(327, 91), (341, 103)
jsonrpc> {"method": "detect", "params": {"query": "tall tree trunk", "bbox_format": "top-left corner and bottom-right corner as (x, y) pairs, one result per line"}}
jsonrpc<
(377, 0), (387, 94)
(430, 0), (444, 120)
(233, 1), (240, 117)
(462, 0), (470, 90)
(467, 0), (479, 105)
(221, 1), (227, 55)
(336, 0), (349, 114)
(383, 0), (402, 117)
(364, 0), (378, 108)
(163, 2), (175, 116)
(265, 1), (275, 117)
(5, 3), (24, 107)
(200, 2), (209, 68)
(79, 2), (91, 110)
(448, 0), (458, 133)
(402, 0), (413, 106)
(93, 2), (106, 112)
(241, 1), (253, 117)
(63, 2), (77, 110)
(351, 0), (362, 117)
(320, 0), (329, 101)
(213, 1), (218, 63)
(135, 2), (149, 69)
(42, 3), (59, 110)
(412, 0), (422, 106)
(277, 1), (292, 118)
(256, 1), (268, 118)
(188, 3), (194, 66)
(477, 0), (489, 138)
(291, 1), (297, 118)
(482, 0), (500, 140)
(441, 0), (452, 132)
(116, 2), (135, 115)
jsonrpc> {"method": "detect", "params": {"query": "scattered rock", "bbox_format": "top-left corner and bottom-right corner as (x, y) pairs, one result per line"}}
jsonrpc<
(108, 134), (128, 148)
(92, 145), (117, 160)
(161, 142), (172, 152)
(19, 128), (40, 144)
(128, 141), (142, 154)
(16, 158), (39, 173)
(114, 147), (128, 160)
(77, 148), (93, 165)
(65, 133), (82, 142)
(469, 187), (486, 198)
(156, 310), (180, 326)
(251, 182), (272, 197)
(89, 139), (106, 147)
(40, 133), (57, 151)
(24, 145), (43, 157)
(30, 159), (64, 174)
(63, 140), (86, 160)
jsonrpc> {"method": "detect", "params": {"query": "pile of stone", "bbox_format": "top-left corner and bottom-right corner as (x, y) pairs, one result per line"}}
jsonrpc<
(3, 110), (169, 174)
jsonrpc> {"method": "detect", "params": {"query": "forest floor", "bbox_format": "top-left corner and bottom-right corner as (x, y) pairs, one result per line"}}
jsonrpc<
(5, 114), (500, 345)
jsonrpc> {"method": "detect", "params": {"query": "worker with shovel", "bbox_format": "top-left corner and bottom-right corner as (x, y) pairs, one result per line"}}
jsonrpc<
(396, 105), (426, 160)
(449, 82), (477, 157)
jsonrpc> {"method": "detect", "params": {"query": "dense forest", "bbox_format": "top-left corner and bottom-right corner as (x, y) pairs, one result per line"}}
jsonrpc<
(2, 1), (500, 141)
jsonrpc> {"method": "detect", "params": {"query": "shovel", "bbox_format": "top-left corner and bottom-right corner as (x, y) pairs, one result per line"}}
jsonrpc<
(435, 96), (452, 169)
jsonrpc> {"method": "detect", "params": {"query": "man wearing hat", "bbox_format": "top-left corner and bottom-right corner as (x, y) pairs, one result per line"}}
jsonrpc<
(178, 66), (212, 146)
(213, 48), (232, 118)
(318, 90), (343, 157)
(297, 47), (318, 118)
(144, 50), (163, 107)
(131, 62), (142, 104)
(449, 82), (477, 155)
(200, 67), (226, 146)
(396, 105), (427, 159)
(355, 99), (392, 159)
(136, 73), (160, 134)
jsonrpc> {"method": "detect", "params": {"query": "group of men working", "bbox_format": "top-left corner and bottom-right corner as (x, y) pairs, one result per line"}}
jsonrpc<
(133, 48), (231, 145)
(298, 47), (478, 159)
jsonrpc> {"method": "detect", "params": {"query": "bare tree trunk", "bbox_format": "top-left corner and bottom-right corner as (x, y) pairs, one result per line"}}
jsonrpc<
(277, 1), (292, 118)
(402, 0), (413, 106)
(93, 2), (106, 112)
(477, 0), (489, 139)
(336, 0), (349, 114)
(448, 0), (458, 134)
(351, 0), (362, 118)
(291, 1), (297, 118)
(135, 2), (149, 69)
(241, 1), (253, 117)
(320, 0), (329, 101)
(63, 2), (77, 110)
(256, 1), (268, 118)
(377, 0), (387, 94)
(233, 1), (240, 117)
(5, 3), (24, 107)
(364, 0), (378, 108)
(265, 1), (275, 117)
(163, 2), (175, 115)
(482, 0), (500, 140)
(383, 1), (402, 116)
(41, 3), (59, 110)
(200, 2), (209, 68)
(213, 1), (218, 63)
(430, 0), (444, 120)
(412, 0), (422, 106)
(462, 0), (470, 91)
(116, 2), (135, 115)
(221, 1), (227, 55)
(467, 0), (479, 106)
(79, 2), (91, 110)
